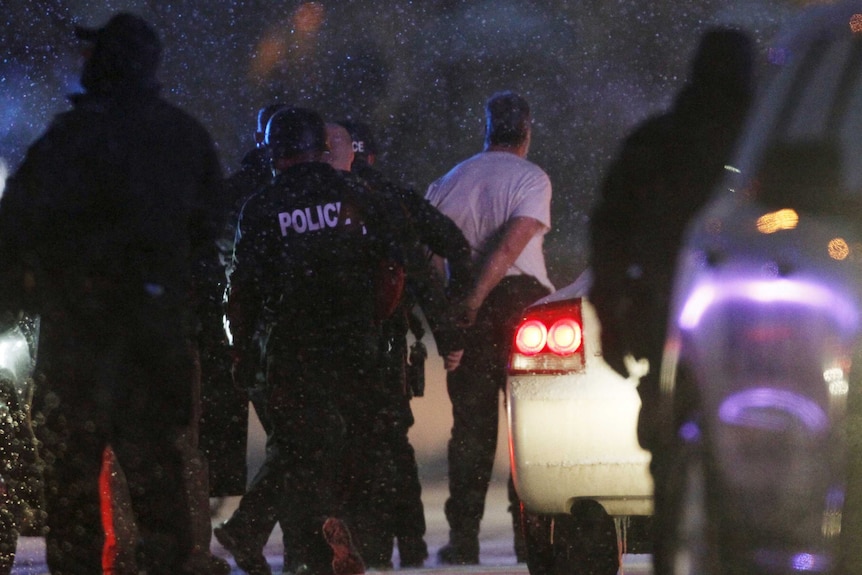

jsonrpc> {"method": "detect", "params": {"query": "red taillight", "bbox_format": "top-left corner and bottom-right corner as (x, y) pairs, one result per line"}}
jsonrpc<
(547, 318), (582, 355)
(515, 320), (547, 355)
(509, 298), (585, 374)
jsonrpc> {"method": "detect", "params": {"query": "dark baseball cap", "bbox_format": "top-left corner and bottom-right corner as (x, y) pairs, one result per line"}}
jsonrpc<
(75, 13), (162, 81)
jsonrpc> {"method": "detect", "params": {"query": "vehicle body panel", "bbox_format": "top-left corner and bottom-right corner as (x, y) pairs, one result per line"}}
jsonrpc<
(507, 272), (653, 517)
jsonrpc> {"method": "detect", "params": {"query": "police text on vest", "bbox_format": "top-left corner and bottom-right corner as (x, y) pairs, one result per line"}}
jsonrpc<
(278, 202), (354, 235)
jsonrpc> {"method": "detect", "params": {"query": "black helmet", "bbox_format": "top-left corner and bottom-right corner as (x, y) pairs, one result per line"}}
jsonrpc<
(265, 107), (328, 159)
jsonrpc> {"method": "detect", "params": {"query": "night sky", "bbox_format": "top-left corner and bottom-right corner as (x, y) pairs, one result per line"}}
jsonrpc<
(2, 0), (803, 287)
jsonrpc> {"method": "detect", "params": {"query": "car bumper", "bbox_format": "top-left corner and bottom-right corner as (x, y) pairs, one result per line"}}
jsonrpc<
(507, 369), (653, 516)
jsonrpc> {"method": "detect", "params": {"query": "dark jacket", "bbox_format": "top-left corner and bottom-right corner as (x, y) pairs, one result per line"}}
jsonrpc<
(0, 85), (226, 421)
(1, 86), (225, 316)
(589, 74), (753, 374)
(228, 161), (394, 369)
(353, 163), (472, 355)
(199, 146), (272, 497)
(216, 147), (273, 320)
(224, 147), (272, 236)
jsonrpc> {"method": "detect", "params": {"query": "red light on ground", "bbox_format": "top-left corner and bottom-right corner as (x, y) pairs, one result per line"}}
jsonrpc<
(850, 14), (862, 33)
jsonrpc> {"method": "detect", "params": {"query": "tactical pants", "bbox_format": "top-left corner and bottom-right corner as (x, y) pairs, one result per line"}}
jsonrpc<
(387, 394), (428, 565)
(232, 344), (387, 575)
(348, 322), (427, 568)
(33, 308), (194, 575)
(444, 276), (550, 554)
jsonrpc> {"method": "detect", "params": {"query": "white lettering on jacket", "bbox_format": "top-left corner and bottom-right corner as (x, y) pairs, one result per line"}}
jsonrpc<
(279, 202), (345, 236)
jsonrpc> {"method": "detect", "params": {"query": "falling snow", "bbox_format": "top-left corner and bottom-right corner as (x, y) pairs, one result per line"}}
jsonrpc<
(1, 0), (800, 286)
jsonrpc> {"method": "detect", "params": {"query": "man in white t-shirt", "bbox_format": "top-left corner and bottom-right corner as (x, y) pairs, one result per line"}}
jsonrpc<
(425, 91), (554, 565)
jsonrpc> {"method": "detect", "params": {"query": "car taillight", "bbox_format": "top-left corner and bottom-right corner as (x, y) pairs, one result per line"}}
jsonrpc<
(509, 298), (585, 374)
(514, 320), (547, 355)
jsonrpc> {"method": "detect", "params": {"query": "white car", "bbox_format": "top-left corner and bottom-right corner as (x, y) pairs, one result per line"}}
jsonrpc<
(506, 270), (653, 575)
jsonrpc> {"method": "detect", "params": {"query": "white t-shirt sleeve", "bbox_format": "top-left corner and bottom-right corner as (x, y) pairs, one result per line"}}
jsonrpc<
(510, 168), (552, 231)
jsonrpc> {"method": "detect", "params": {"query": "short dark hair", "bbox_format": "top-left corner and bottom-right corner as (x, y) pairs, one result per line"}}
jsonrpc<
(485, 91), (531, 148)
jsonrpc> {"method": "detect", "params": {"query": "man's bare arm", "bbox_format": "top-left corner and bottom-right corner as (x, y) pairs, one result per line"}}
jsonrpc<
(462, 216), (546, 325)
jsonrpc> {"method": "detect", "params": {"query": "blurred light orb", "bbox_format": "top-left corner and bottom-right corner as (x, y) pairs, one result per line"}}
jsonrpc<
(768, 47), (791, 66)
(756, 208), (799, 234)
(850, 14), (862, 34)
(293, 2), (326, 34)
(828, 237), (849, 261)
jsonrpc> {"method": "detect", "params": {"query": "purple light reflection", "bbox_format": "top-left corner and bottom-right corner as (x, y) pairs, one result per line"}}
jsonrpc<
(718, 387), (828, 433)
(754, 549), (833, 573)
(678, 420), (701, 443)
(791, 552), (831, 572)
(826, 486), (845, 510)
(679, 277), (859, 333)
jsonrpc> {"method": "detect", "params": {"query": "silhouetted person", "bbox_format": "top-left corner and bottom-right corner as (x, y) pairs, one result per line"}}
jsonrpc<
(0, 12), (226, 575)
(200, 103), (286, 500)
(589, 27), (755, 575)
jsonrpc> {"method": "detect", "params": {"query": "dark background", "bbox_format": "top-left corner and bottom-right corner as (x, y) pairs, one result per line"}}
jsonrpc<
(1, 0), (804, 287)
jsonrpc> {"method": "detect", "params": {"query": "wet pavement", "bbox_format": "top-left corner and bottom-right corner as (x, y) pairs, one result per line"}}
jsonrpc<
(10, 481), (652, 574)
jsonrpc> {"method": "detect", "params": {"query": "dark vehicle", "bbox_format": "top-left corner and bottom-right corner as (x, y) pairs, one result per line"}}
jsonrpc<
(0, 316), (40, 573)
(662, 2), (862, 573)
(506, 271), (653, 575)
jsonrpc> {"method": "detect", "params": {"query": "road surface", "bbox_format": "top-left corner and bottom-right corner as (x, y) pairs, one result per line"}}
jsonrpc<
(11, 480), (652, 575)
(11, 337), (654, 575)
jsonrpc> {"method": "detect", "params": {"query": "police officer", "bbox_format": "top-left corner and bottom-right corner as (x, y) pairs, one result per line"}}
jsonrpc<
(335, 121), (472, 568)
(341, 121), (471, 367)
(200, 103), (286, 501)
(218, 107), (393, 575)
(225, 104), (288, 231)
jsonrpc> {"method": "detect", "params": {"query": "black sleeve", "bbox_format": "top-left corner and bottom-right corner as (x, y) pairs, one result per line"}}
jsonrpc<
(225, 197), (266, 357)
(390, 188), (470, 355)
(405, 260), (465, 356)
(397, 187), (473, 301)
(588, 119), (665, 294)
(588, 117), (668, 376)
(0, 123), (66, 317)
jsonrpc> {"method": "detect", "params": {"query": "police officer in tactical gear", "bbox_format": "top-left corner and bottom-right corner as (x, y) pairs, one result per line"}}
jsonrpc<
(336, 120), (472, 568)
(200, 103), (287, 502)
(218, 107), (397, 575)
